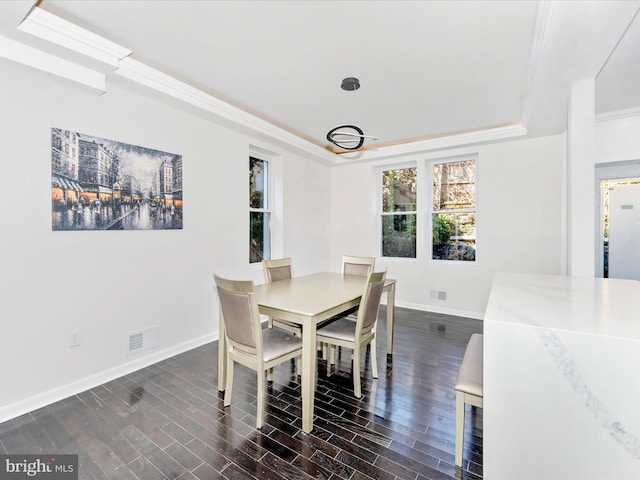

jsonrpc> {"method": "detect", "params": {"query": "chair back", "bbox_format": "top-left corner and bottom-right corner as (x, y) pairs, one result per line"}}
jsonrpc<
(356, 270), (387, 334)
(263, 257), (293, 283)
(213, 274), (262, 356)
(342, 255), (375, 277)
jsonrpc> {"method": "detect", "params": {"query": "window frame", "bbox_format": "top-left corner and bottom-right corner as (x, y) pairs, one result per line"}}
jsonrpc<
(378, 163), (418, 260)
(249, 154), (272, 264)
(428, 154), (478, 264)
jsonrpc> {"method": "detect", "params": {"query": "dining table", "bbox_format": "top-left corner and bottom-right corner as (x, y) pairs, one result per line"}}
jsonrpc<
(217, 271), (397, 433)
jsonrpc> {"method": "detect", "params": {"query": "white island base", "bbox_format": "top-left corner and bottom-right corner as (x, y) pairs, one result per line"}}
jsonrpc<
(484, 273), (640, 479)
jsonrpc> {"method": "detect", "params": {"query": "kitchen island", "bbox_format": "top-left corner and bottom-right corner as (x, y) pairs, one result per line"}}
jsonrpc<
(484, 272), (640, 479)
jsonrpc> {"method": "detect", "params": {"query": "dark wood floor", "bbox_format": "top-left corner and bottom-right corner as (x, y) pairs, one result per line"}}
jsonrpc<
(0, 307), (483, 479)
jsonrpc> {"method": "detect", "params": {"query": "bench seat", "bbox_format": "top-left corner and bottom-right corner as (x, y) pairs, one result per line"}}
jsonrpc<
(454, 333), (483, 467)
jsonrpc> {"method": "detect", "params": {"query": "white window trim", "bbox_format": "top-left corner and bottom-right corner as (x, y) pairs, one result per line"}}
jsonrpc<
(377, 162), (418, 261)
(427, 153), (479, 265)
(249, 145), (284, 270)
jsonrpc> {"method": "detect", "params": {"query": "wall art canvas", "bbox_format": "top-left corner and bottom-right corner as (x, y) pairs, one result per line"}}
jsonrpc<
(51, 128), (183, 231)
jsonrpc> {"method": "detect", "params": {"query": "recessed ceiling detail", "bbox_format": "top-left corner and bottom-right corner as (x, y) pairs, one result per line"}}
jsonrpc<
(0, 1), (638, 164)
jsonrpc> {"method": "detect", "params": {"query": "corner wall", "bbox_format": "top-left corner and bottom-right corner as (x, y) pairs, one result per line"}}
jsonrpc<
(0, 60), (331, 421)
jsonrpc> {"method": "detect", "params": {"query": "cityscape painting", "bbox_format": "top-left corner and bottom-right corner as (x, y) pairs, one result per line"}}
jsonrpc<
(51, 128), (183, 231)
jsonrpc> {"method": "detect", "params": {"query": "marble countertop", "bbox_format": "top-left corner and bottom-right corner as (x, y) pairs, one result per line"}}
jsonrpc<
(484, 273), (640, 479)
(485, 272), (640, 341)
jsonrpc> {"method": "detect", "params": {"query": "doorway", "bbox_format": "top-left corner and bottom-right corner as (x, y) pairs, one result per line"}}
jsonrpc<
(606, 182), (640, 280)
(596, 162), (640, 279)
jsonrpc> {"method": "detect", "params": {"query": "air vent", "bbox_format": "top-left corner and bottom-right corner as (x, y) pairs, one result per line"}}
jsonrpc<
(430, 289), (447, 302)
(129, 333), (144, 352)
(127, 326), (159, 355)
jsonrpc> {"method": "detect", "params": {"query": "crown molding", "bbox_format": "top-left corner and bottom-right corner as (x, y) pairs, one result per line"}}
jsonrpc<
(0, 34), (105, 93)
(114, 57), (338, 163)
(521, 0), (554, 129)
(11, 6), (536, 165)
(17, 6), (131, 68)
(596, 106), (640, 123)
(335, 124), (528, 162)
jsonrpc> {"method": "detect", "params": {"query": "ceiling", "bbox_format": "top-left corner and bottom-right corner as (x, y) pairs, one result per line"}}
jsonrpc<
(1, 0), (639, 161)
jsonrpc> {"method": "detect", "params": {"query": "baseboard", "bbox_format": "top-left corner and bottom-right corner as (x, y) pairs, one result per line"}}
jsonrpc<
(0, 332), (218, 424)
(1, 303), (480, 424)
(384, 299), (484, 321)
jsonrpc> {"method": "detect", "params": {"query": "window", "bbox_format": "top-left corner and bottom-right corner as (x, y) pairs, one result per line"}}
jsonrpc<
(249, 156), (271, 263)
(381, 167), (417, 258)
(431, 157), (476, 261)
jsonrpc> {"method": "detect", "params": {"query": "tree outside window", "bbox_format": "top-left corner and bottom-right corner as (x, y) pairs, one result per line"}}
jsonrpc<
(249, 156), (271, 263)
(381, 167), (417, 258)
(431, 158), (476, 261)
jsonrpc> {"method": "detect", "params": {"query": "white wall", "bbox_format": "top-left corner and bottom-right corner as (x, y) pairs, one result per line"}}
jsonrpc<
(567, 79), (596, 278)
(0, 60), (331, 421)
(281, 151), (333, 276)
(596, 113), (640, 164)
(331, 135), (565, 318)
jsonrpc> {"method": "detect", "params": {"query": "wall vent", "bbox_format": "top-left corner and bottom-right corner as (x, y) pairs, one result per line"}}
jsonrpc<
(430, 289), (447, 301)
(127, 326), (159, 355)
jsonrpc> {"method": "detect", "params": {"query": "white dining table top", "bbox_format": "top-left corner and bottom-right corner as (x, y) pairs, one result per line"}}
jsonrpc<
(253, 272), (369, 317)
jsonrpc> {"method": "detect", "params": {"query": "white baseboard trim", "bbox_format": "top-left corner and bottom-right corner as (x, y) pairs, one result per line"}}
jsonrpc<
(1, 302), (480, 424)
(383, 299), (484, 321)
(0, 332), (218, 424)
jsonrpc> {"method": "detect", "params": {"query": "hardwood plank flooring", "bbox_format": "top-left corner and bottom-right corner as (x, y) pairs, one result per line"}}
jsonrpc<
(0, 307), (483, 479)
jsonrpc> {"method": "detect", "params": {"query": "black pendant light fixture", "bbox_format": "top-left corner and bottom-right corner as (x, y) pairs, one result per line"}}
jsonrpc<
(326, 77), (378, 151)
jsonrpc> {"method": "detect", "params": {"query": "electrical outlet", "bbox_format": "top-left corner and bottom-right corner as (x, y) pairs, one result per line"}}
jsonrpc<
(69, 330), (81, 348)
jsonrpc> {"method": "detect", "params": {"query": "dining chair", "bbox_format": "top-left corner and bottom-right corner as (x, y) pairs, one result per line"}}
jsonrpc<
(316, 270), (387, 398)
(263, 258), (331, 361)
(262, 258), (302, 336)
(341, 255), (377, 323)
(342, 255), (376, 277)
(214, 274), (302, 429)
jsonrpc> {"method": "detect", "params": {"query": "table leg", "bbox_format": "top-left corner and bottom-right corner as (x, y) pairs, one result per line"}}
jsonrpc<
(386, 282), (396, 356)
(217, 306), (227, 392)
(301, 316), (316, 433)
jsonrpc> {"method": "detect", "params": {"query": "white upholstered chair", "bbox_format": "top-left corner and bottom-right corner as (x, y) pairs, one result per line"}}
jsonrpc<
(316, 270), (386, 398)
(214, 274), (302, 429)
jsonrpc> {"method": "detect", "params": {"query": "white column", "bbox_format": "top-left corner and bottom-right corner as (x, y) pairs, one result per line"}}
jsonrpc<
(567, 78), (596, 277)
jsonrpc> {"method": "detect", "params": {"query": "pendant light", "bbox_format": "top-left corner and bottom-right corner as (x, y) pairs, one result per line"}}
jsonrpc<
(326, 77), (378, 151)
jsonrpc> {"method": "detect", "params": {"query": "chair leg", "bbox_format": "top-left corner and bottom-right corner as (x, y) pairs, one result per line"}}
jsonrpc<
(224, 356), (233, 407)
(370, 338), (378, 379)
(257, 369), (265, 429)
(267, 367), (273, 382)
(353, 347), (362, 398)
(325, 345), (334, 376)
(455, 391), (464, 466)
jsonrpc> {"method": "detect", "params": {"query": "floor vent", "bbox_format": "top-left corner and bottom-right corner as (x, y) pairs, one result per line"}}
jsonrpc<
(430, 321), (447, 332)
(127, 326), (159, 355)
